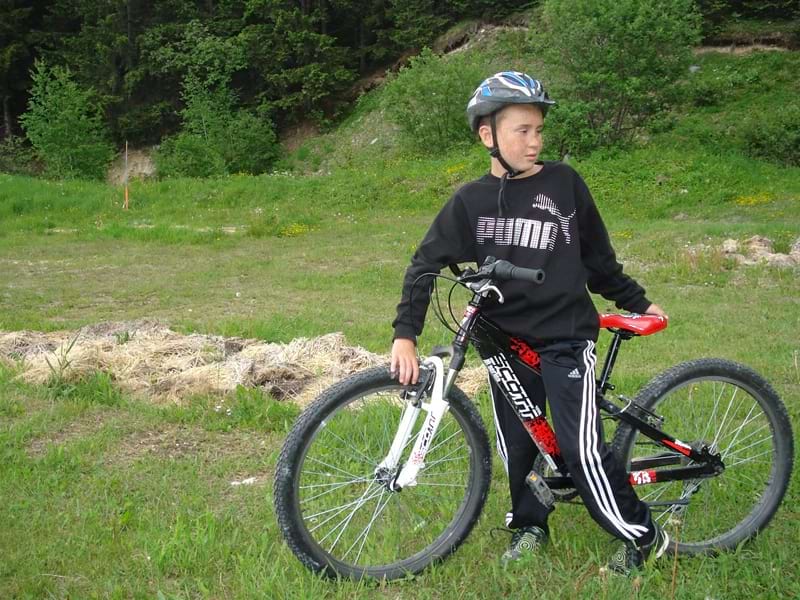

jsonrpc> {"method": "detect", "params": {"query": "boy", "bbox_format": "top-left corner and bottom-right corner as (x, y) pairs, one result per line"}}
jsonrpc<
(390, 72), (669, 575)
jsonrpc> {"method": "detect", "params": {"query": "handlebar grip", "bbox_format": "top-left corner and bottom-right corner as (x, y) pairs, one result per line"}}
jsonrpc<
(493, 260), (545, 284)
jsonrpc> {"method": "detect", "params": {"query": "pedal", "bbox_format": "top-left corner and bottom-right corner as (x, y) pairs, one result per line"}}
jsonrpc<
(525, 470), (555, 509)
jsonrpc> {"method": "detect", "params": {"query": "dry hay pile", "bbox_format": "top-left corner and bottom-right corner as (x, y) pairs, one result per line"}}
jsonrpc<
(0, 320), (486, 405)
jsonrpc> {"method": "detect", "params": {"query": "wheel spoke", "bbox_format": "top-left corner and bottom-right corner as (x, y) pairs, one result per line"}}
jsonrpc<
(720, 422), (771, 459)
(723, 437), (773, 462)
(321, 484), (385, 550)
(320, 427), (382, 467)
(305, 456), (362, 480)
(344, 491), (395, 563)
(724, 448), (774, 468)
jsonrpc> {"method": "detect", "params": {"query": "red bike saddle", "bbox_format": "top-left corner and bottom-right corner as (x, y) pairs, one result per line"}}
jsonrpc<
(598, 313), (668, 336)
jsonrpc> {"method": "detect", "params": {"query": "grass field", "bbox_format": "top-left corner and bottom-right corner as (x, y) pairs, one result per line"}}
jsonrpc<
(1, 48), (799, 598)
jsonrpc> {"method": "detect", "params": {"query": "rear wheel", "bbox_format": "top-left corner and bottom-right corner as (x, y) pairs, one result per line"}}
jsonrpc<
(274, 366), (492, 580)
(612, 359), (793, 554)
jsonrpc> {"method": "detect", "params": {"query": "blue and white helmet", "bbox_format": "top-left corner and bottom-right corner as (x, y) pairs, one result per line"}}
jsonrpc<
(466, 71), (555, 132)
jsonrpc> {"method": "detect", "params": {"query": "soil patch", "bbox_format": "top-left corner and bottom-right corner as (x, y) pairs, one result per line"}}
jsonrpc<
(694, 43), (790, 55)
(109, 424), (274, 467)
(26, 411), (110, 458)
(107, 148), (156, 185)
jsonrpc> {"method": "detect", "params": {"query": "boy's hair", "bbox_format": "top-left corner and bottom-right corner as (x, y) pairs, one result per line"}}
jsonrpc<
(476, 104), (544, 136)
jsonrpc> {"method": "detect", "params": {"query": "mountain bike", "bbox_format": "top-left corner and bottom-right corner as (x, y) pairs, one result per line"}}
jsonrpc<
(273, 257), (794, 580)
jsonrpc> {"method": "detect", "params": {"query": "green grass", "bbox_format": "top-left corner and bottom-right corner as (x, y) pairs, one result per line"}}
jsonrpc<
(1, 48), (799, 598)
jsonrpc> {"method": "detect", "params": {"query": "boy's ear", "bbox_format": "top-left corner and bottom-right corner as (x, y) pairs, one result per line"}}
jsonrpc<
(477, 124), (494, 149)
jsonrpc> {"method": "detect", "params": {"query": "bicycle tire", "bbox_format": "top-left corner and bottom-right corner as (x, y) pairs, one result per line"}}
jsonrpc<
(274, 365), (492, 580)
(611, 358), (793, 555)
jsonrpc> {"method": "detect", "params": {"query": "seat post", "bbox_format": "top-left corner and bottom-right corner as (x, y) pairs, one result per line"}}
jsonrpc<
(598, 331), (628, 393)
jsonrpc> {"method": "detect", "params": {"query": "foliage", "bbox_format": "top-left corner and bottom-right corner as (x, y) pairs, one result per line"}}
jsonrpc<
(154, 133), (228, 179)
(531, 0), (702, 157)
(380, 48), (487, 152)
(698, 1), (800, 38)
(19, 61), (114, 179)
(0, 134), (38, 175)
(388, 0), (448, 49)
(3, 0), (527, 149)
(155, 72), (279, 178)
(742, 105), (800, 166)
(0, 0), (35, 138)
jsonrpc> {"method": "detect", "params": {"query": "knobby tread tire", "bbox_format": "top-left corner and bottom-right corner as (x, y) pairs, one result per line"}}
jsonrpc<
(274, 365), (492, 580)
(611, 358), (793, 555)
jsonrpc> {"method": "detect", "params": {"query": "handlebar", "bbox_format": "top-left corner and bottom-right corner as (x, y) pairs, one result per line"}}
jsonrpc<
(460, 257), (545, 285)
(492, 260), (545, 284)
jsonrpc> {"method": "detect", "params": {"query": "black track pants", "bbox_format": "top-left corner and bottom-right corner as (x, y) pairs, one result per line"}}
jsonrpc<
(489, 339), (654, 542)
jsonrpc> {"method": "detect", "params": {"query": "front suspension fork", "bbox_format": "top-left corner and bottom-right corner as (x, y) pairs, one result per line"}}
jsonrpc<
(376, 356), (452, 490)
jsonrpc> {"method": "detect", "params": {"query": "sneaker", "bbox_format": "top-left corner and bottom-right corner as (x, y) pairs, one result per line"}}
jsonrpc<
(605, 523), (670, 576)
(500, 526), (548, 566)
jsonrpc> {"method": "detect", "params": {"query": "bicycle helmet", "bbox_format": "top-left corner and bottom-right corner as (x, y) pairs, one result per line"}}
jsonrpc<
(466, 71), (555, 133)
(466, 72), (556, 215)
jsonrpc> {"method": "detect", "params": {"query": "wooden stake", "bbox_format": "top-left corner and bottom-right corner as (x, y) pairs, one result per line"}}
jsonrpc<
(123, 140), (129, 210)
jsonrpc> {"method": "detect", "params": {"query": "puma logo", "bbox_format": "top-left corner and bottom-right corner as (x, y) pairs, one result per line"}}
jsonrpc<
(531, 194), (575, 245)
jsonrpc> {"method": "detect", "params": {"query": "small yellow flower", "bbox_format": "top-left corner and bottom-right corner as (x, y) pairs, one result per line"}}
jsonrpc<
(735, 193), (772, 206)
(446, 163), (466, 175)
(279, 223), (312, 237)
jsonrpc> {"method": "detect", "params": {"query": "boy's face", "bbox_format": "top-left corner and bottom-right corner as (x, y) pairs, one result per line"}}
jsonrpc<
(478, 104), (544, 177)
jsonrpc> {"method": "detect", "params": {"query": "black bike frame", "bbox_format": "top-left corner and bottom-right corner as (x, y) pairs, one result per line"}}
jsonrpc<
(445, 287), (724, 490)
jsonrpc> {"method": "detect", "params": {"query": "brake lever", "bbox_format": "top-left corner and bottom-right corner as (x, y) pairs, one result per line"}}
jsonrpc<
(463, 277), (505, 303)
(478, 283), (505, 303)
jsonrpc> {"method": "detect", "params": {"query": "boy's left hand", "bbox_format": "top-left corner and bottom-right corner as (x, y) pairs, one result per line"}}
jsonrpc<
(645, 303), (667, 318)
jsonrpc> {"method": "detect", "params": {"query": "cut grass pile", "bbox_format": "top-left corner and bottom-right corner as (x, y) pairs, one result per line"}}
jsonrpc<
(0, 321), (487, 405)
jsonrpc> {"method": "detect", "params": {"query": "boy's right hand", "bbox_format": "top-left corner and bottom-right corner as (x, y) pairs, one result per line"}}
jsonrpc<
(390, 338), (419, 385)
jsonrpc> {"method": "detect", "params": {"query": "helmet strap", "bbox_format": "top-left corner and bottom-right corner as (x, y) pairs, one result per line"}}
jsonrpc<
(489, 112), (521, 179)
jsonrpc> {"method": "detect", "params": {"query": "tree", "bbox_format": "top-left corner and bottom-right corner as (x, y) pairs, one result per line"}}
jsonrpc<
(531, 0), (702, 156)
(240, 0), (354, 122)
(20, 61), (114, 178)
(0, 0), (39, 138)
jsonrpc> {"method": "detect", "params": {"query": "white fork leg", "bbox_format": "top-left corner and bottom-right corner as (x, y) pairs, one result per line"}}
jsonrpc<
(376, 399), (420, 472)
(393, 356), (450, 490)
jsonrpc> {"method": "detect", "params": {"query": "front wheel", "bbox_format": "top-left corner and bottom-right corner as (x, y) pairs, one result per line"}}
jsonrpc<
(612, 359), (793, 555)
(274, 366), (492, 580)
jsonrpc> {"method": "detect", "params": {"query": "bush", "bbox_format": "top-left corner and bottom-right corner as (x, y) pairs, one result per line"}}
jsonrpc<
(154, 133), (228, 178)
(19, 61), (115, 179)
(220, 111), (279, 175)
(531, 0), (702, 157)
(380, 48), (487, 153)
(155, 74), (279, 177)
(0, 135), (39, 176)
(742, 106), (800, 167)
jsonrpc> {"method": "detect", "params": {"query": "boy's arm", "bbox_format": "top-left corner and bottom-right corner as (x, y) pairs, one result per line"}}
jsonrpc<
(392, 194), (475, 343)
(575, 176), (652, 314)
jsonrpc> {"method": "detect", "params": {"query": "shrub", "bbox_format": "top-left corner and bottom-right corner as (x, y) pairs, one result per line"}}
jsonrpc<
(155, 74), (279, 177)
(220, 110), (279, 175)
(0, 135), (39, 176)
(19, 61), (114, 179)
(154, 133), (228, 178)
(380, 48), (487, 153)
(742, 105), (800, 167)
(531, 0), (702, 157)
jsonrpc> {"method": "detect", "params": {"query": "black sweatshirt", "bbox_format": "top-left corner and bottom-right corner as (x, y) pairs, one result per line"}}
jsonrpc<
(392, 161), (651, 343)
